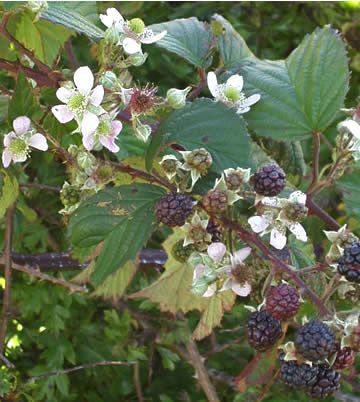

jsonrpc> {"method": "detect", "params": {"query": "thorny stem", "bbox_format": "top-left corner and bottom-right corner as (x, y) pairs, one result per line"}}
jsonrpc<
(0, 206), (15, 354)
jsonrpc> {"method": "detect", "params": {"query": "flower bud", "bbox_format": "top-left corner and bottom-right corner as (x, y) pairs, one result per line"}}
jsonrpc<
(99, 71), (118, 90)
(127, 52), (148, 67)
(77, 150), (97, 173)
(166, 87), (192, 109)
(134, 123), (152, 142)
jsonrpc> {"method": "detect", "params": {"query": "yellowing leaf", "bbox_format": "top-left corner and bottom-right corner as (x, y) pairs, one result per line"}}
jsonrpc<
(0, 172), (19, 219)
(192, 291), (235, 340)
(129, 261), (208, 314)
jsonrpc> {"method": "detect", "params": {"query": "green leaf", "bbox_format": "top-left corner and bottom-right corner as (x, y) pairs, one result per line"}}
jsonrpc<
(238, 27), (349, 140)
(0, 95), (9, 123)
(337, 172), (360, 218)
(0, 171), (19, 219)
(157, 346), (180, 371)
(14, 11), (72, 66)
(146, 98), (253, 173)
(212, 14), (254, 69)
(8, 72), (38, 121)
(192, 291), (235, 340)
(150, 17), (213, 68)
(68, 183), (165, 285)
(41, 3), (104, 41)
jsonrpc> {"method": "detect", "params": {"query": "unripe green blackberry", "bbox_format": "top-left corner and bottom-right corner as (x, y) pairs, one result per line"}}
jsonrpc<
(60, 185), (81, 207)
(171, 240), (196, 263)
(155, 192), (194, 227)
(202, 190), (228, 213)
(251, 164), (286, 196)
(283, 202), (308, 222)
(185, 148), (212, 175)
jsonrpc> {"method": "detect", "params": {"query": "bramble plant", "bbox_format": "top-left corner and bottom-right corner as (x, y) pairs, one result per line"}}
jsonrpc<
(0, 1), (359, 401)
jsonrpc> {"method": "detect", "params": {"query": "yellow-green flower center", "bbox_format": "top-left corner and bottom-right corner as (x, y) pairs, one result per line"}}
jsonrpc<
(9, 138), (27, 155)
(128, 18), (145, 34)
(223, 87), (242, 102)
(97, 120), (111, 137)
(68, 93), (86, 112)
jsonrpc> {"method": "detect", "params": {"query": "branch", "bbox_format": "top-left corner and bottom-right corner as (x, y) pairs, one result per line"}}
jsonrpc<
(28, 360), (133, 382)
(0, 206), (15, 354)
(307, 132), (321, 194)
(19, 182), (60, 193)
(306, 197), (340, 231)
(187, 68), (206, 101)
(64, 39), (79, 70)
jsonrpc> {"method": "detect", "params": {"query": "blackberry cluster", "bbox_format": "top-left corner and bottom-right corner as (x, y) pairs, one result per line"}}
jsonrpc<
(202, 190), (228, 213)
(333, 346), (355, 370)
(307, 365), (341, 399)
(337, 242), (360, 283)
(294, 320), (336, 361)
(251, 164), (286, 197)
(246, 311), (282, 351)
(155, 192), (194, 227)
(279, 355), (319, 388)
(265, 284), (300, 321)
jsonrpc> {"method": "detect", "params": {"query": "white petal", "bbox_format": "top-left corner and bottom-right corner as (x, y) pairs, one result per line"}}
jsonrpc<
(226, 74), (243, 91)
(237, 106), (250, 114)
(111, 120), (123, 136)
(28, 134), (48, 151)
(339, 119), (360, 139)
(4, 132), (16, 147)
(121, 88), (133, 106)
(270, 228), (287, 250)
(56, 87), (72, 104)
(203, 284), (216, 298)
(106, 8), (124, 23)
(12, 151), (27, 163)
(13, 116), (31, 135)
(248, 215), (270, 233)
(262, 197), (279, 207)
(82, 133), (94, 151)
(122, 37), (142, 55)
(100, 136), (119, 153)
(207, 72), (219, 98)
(233, 247), (252, 264)
(289, 191), (307, 205)
(241, 94), (261, 108)
(99, 13), (114, 28)
(2, 149), (12, 168)
(288, 222), (308, 242)
(141, 29), (167, 44)
(232, 282), (251, 297)
(81, 111), (99, 137)
(74, 66), (94, 96)
(52, 105), (74, 123)
(90, 85), (104, 107)
(207, 242), (226, 263)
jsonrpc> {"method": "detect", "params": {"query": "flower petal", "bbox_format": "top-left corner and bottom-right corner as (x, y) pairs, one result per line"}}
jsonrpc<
(237, 106), (250, 114)
(122, 37), (142, 54)
(12, 151), (27, 163)
(270, 227), (287, 250)
(13, 116), (31, 135)
(203, 283), (216, 298)
(52, 105), (74, 123)
(56, 87), (72, 104)
(99, 136), (119, 153)
(289, 191), (306, 205)
(232, 282), (251, 297)
(74, 66), (94, 96)
(241, 94), (261, 108)
(90, 85), (104, 107)
(288, 222), (308, 242)
(4, 132), (16, 147)
(100, 8), (124, 28)
(2, 149), (12, 168)
(111, 120), (123, 136)
(233, 247), (252, 264)
(81, 111), (99, 137)
(140, 28), (167, 44)
(339, 119), (360, 139)
(82, 133), (94, 151)
(226, 74), (243, 91)
(207, 72), (219, 98)
(248, 215), (270, 233)
(207, 242), (227, 263)
(28, 134), (48, 151)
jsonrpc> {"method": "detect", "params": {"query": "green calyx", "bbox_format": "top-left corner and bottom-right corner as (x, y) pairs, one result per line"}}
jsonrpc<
(128, 18), (145, 34)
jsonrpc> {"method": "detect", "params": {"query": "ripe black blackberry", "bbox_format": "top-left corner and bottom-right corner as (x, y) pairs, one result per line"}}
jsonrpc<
(307, 365), (341, 399)
(278, 354), (319, 388)
(155, 192), (194, 227)
(246, 311), (282, 352)
(202, 190), (228, 213)
(333, 346), (355, 370)
(206, 219), (223, 242)
(295, 320), (336, 362)
(265, 284), (300, 321)
(251, 164), (286, 196)
(337, 242), (360, 283)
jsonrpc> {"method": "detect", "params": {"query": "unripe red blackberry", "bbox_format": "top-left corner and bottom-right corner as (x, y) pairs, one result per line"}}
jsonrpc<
(265, 284), (300, 321)
(246, 310), (282, 352)
(155, 192), (194, 227)
(251, 164), (286, 196)
(333, 346), (355, 370)
(206, 219), (223, 242)
(171, 240), (196, 263)
(202, 190), (228, 213)
(295, 320), (336, 362)
(337, 242), (360, 283)
(184, 148), (212, 175)
(278, 354), (319, 388)
(307, 365), (341, 399)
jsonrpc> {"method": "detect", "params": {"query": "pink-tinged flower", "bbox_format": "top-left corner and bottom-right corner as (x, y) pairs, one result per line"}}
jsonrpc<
(82, 114), (122, 153)
(207, 72), (260, 114)
(99, 8), (167, 55)
(2, 116), (48, 168)
(52, 66), (104, 138)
